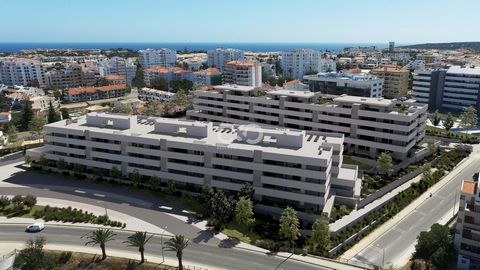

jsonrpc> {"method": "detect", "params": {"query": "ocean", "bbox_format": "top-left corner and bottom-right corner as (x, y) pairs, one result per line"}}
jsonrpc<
(0, 42), (392, 53)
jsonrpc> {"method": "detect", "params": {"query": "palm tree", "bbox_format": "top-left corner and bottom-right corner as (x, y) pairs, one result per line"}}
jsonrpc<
(84, 228), (116, 260)
(165, 235), (189, 270)
(123, 231), (153, 264)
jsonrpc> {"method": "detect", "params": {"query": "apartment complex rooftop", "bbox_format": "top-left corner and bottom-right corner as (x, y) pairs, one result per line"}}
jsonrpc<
(371, 65), (409, 73)
(309, 72), (380, 81)
(53, 113), (342, 159)
(213, 84), (256, 92)
(226, 60), (258, 67)
(67, 84), (127, 95)
(447, 65), (480, 76)
(268, 89), (318, 99)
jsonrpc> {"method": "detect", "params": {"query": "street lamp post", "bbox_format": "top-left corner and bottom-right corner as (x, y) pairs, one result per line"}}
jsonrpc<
(160, 226), (168, 263)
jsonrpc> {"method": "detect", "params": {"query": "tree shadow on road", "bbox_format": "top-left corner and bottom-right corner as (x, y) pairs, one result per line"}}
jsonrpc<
(191, 228), (217, 244)
(218, 238), (240, 249)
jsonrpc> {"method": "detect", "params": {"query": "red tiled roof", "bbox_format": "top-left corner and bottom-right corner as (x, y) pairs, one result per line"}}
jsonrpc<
(67, 84), (126, 95)
(105, 75), (125, 81)
(462, 180), (477, 195)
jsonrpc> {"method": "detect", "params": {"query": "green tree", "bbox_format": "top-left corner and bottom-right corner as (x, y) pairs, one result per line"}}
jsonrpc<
(459, 106), (478, 129)
(377, 152), (393, 173)
(130, 169), (142, 186)
(132, 66), (146, 88)
(84, 228), (116, 260)
(6, 124), (19, 144)
(20, 101), (33, 130)
(150, 77), (169, 90)
(210, 190), (235, 228)
(28, 116), (47, 142)
(239, 182), (254, 199)
(56, 159), (67, 170)
(110, 166), (122, 179)
(47, 101), (60, 123)
(0, 195), (10, 209)
(12, 194), (24, 207)
(235, 196), (255, 227)
(147, 176), (160, 190)
(277, 77), (286, 87)
(175, 89), (189, 106)
(60, 108), (70, 119)
(200, 62), (209, 70)
(14, 237), (53, 270)
(443, 112), (454, 131)
(170, 79), (193, 93)
(123, 231), (153, 264)
(414, 223), (453, 269)
(166, 180), (176, 194)
(73, 164), (85, 174)
(431, 110), (441, 126)
(165, 235), (189, 270)
(427, 139), (437, 155)
(279, 206), (301, 252)
(309, 217), (330, 254)
(22, 194), (37, 209)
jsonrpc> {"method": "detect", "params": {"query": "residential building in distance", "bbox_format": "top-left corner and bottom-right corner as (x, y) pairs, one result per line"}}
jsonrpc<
(26, 112), (361, 212)
(138, 87), (177, 102)
(46, 64), (96, 89)
(193, 68), (222, 86)
(389, 41), (395, 52)
(370, 65), (410, 98)
(223, 61), (262, 87)
(30, 95), (59, 112)
(303, 72), (384, 98)
(404, 60), (426, 71)
(454, 177), (480, 270)
(105, 74), (126, 85)
(99, 57), (137, 86)
(144, 67), (193, 87)
(207, 48), (245, 71)
(0, 58), (46, 86)
(412, 66), (480, 112)
(138, 48), (177, 68)
(281, 49), (336, 79)
(187, 85), (427, 160)
(64, 84), (127, 103)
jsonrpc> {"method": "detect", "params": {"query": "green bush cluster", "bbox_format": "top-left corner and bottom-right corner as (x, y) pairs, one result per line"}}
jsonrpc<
(33, 206), (125, 228)
(426, 128), (480, 144)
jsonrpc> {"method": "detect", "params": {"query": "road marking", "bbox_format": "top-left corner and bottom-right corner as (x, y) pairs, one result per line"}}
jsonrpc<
(93, 193), (105, 198)
(159, 206), (173, 210)
(74, 190), (86, 194)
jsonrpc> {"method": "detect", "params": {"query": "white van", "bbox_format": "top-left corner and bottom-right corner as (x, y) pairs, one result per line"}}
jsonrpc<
(25, 223), (45, 232)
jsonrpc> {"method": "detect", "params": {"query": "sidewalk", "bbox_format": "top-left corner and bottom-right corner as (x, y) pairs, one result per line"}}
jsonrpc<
(341, 152), (478, 262)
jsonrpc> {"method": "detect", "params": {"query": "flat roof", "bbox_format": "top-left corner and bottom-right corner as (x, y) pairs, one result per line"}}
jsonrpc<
(47, 115), (339, 160)
(214, 84), (256, 92)
(268, 89), (317, 98)
(447, 66), (480, 76)
(333, 95), (393, 106)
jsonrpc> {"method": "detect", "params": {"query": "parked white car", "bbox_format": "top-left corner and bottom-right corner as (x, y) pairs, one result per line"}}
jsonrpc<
(25, 223), (45, 232)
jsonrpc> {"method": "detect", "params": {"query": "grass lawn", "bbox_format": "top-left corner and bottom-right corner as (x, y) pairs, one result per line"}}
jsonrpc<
(222, 221), (261, 244)
(342, 155), (373, 171)
(0, 204), (45, 219)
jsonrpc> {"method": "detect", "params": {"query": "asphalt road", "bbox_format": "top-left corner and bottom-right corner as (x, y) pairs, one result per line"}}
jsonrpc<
(350, 149), (480, 267)
(0, 224), (329, 270)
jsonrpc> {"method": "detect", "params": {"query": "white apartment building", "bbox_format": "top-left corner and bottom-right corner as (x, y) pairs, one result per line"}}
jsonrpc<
(138, 87), (177, 102)
(207, 48), (245, 71)
(0, 58), (46, 86)
(99, 57), (137, 86)
(304, 72), (384, 98)
(26, 113), (361, 212)
(281, 49), (336, 79)
(30, 96), (59, 112)
(223, 61), (262, 88)
(455, 177), (480, 270)
(412, 66), (480, 112)
(187, 85), (427, 160)
(138, 48), (177, 68)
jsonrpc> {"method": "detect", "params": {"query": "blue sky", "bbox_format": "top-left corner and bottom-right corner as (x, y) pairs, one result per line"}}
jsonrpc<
(1, 0), (479, 43)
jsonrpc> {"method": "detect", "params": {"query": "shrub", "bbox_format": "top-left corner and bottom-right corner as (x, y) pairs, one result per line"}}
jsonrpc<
(0, 196), (10, 209)
(58, 251), (72, 264)
(22, 194), (37, 209)
(11, 195), (24, 206)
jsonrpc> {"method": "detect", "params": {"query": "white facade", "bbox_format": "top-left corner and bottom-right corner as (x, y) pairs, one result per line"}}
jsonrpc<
(99, 57), (137, 86)
(138, 48), (177, 68)
(223, 61), (262, 88)
(30, 96), (59, 112)
(207, 48), (245, 71)
(27, 113), (361, 211)
(0, 58), (46, 86)
(138, 87), (177, 102)
(281, 49), (336, 79)
(187, 85), (428, 160)
(442, 66), (480, 111)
